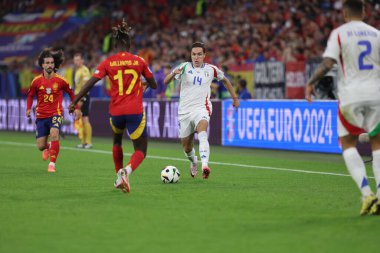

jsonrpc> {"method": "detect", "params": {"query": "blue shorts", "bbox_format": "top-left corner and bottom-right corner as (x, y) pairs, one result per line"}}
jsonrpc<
(35, 116), (63, 138)
(110, 113), (147, 140)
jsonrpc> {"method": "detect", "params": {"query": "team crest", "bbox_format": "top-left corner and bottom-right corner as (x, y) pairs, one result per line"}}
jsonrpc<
(53, 83), (58, 90)
(204, 71), (210, 77)
(46, 88), (51, 94)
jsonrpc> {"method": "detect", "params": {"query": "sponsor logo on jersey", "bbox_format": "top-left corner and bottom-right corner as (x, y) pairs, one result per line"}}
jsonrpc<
(39, 86), (44, 90)
(188, 70), (193, 74)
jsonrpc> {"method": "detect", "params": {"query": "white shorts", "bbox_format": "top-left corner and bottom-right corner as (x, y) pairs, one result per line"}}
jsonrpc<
(178, 110), (210, 138)
(338, 100), (380, 137)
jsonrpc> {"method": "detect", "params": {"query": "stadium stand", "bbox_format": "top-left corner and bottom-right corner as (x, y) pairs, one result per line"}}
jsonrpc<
(1, 0), (379, 99)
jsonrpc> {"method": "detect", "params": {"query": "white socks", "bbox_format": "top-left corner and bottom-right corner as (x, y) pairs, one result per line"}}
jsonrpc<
(198, 131), (209, 168)
(125, 165), (132, 175)
(185, 148), (196, 164)
(372, 149), (380, 198)
(343, 147), (372, 197)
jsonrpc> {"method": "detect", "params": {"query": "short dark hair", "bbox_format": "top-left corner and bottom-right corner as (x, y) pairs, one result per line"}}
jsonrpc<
(112, 18), (132, 51)
(343, 0), (364, 16)
(239, 79), (247, 88)
(38, 47), (64, 72)
(191, 42), (206, 53)
(73, 52), (83, 59)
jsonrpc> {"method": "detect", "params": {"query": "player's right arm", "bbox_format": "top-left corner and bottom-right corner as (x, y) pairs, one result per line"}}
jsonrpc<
(164, 63), (186, 85)
(26, 79), (37, 118)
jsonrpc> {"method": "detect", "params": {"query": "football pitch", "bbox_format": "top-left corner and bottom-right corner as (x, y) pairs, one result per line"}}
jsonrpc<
(0, 131), (378, 253)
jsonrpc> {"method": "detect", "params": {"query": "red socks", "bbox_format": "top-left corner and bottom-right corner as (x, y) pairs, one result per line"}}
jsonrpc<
(49, 140), (60, 163)
(113, 145), (123, 173)
(129, 150), (145, 172)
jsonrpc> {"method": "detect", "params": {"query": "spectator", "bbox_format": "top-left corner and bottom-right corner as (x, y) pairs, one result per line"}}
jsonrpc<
(237, 79), (252, 99)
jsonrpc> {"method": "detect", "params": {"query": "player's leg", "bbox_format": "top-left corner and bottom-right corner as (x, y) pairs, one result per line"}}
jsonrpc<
(82, 116), (92, 148)
(196, 119), (211, 179)
(341, 134), (376, 215)
(117, 113), (148, 193)
(339, 105), (375, 215)
(82, 96), (92, 149)
(35, 118), (51, 161)
(37, 136), (49, 160)
(179, 114), (198, 177)
(370, 133), (380, 214)
(47, 116), (63, 172)
(366, 103), (380, 214)
(74, 117), (85, 148)
(181, 134), (198, 177)
(124, 114), (147, 173)
(110, 116), (125, 174)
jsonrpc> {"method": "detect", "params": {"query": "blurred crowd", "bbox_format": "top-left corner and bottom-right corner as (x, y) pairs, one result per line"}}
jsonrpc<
(2, 0), (380, 99)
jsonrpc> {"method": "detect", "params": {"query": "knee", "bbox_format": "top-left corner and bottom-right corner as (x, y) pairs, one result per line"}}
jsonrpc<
(182, 143), (193, 153)
(37, 144), (45, 151)
(49, 131), (59, 141)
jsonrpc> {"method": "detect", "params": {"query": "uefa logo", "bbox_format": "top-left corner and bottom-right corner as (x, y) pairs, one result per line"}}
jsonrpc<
(226, 104), (235, 142)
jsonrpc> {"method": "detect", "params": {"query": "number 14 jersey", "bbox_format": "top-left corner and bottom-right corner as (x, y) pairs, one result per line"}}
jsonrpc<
(323, 21), (380, 106)
(174, 62), (224, 115)
(93, 52), (153, 115)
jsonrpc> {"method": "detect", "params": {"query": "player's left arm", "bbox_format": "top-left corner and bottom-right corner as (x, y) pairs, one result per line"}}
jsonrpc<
(221, 77), (240, 108)
(305, 57), (336, 102)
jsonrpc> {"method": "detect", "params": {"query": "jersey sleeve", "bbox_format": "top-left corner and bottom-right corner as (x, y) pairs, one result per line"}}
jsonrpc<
(26, 79), (37, 110)
(93, 60), (107, 79)
(210, 65), (225, 81)
(62, 79), (76, 101)
(141, 58), (153, 79)
(322, 29), (340, 62)
(174, 62), (188, 80)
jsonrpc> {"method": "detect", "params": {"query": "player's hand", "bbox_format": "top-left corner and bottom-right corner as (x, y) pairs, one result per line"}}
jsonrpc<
(305, 83), (315, 103)
(232, 97), (240, 109)
(26, 109), (31, 118)
(68, 103), (76, 114)
(172, 68), (182, 75)
(74, 109), (82, 121)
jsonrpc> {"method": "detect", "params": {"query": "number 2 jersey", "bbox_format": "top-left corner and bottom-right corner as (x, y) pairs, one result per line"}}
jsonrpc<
(174, 62), (224, 116)
(93, 52), (153, 116)
(27, 73), (76, 119)
(323, 21), (380, 106)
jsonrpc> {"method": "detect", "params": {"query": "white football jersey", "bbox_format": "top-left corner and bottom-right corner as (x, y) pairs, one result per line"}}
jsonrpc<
(323, 21), (380, 106)
(174, 62), (224, 115)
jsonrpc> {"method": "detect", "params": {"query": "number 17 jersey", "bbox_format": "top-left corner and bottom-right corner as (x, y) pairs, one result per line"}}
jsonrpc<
(93, 52), (153, 115)
(323, 21), (380, 106)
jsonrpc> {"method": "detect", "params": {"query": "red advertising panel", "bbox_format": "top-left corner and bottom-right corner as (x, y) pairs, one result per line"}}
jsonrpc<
(286, 61), (306, 99)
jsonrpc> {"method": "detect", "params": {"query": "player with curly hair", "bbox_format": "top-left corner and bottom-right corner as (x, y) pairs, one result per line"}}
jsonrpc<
(27, 47), (81, 172)
(69, 19), (157, 193)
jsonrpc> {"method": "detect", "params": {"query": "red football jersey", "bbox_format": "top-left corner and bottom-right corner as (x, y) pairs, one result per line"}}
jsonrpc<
(93, 52), (153, 115)
(27, 73), (75, 119)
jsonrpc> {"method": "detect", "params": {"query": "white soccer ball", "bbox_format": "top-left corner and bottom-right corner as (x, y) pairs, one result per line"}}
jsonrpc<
(161, 166), (180, 183)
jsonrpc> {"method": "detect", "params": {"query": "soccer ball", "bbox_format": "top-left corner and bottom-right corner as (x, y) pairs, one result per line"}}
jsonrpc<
(161, 166), (180, 183)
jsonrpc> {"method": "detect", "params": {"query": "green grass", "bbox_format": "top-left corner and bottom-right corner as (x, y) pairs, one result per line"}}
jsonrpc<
(0, 131), (378, 253)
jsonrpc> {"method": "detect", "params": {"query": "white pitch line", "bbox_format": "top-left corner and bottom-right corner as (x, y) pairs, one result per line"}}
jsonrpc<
(0, 140), (373, 179)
